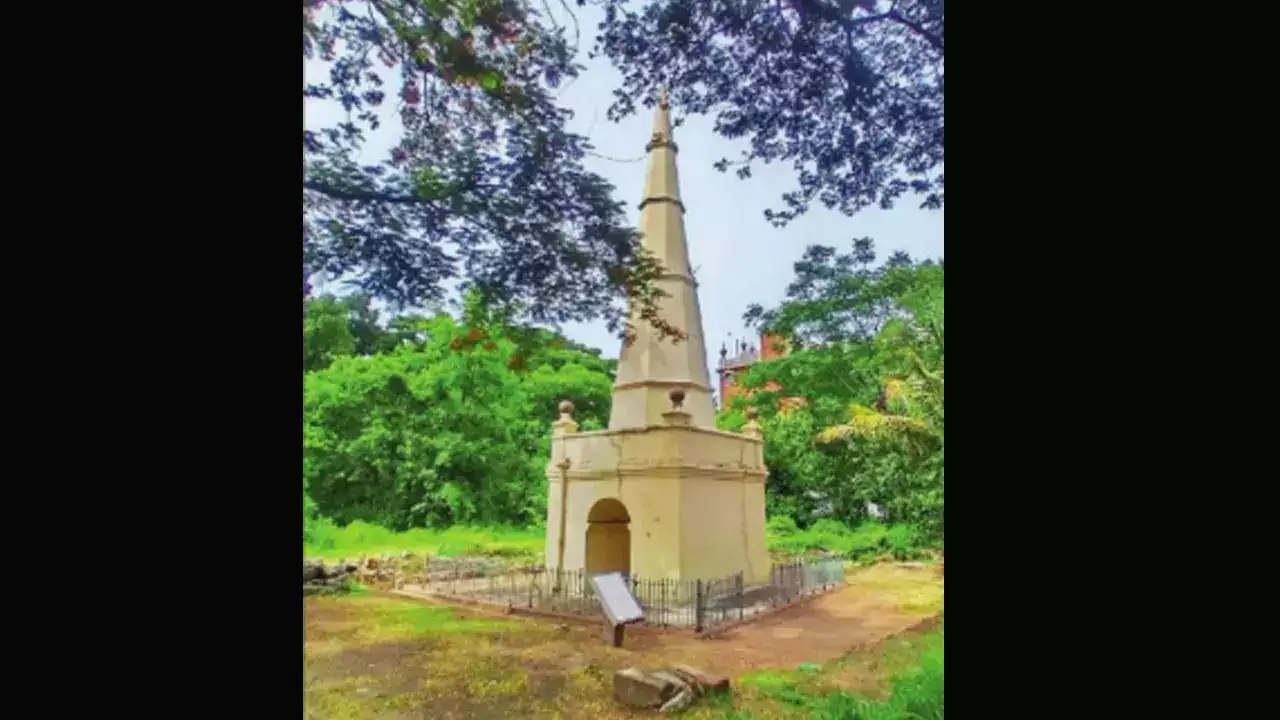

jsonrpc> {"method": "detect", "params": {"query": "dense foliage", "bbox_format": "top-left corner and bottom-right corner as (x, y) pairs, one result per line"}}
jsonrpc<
(593, 0), (944, 225)
(304, 239), (942, 553)
(303, 0), (678, 340)
(303, 292), (615, 533)
(720, 239), (944, 541)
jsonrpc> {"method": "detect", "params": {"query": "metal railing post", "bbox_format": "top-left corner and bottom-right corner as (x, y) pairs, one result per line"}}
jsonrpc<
(695, 579), (704, 633)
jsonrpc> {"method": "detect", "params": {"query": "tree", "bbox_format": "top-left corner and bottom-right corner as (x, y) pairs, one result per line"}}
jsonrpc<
(303, 0), (677, 340)
(304, 294), (358, 372)
(303, 304), (616, 530)
(306, 292), (414, 369)
(339, 292), (391, 355)
(734, 239), (927, 420)
(723, 241), (943, 537)
(592, 0), (944, 225)
(305, 313), (546, 528)
(744, 238), (917, 344)
(507, 325), (617, 428)
(815, 260), (942, 533)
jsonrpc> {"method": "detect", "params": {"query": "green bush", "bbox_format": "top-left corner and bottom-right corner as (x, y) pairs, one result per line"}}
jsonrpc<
(303, 520), (544, 562)
(764, 517), (932, 562)
(767, 515), (800, 536)
(845, 521), (891, 561)
(886, 524), (927, 561)
(303, 310), (614, 531)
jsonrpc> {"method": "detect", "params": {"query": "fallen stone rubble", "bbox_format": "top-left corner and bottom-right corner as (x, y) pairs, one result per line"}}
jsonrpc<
(614, 664), (730, 713)
(302, 555), (408, 594)
(303, 558), (360, 596)
(303, 554), (524, 595)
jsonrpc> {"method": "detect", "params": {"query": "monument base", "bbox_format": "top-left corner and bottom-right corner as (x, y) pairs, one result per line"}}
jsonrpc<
(545, 424), (771, 587)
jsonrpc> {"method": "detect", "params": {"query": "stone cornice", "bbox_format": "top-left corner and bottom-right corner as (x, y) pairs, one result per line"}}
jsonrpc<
(645, 137), (679, 154)
(561, 421), (762, 444)
(657, 271), (697, 287)
(612, 379), (714, 394)
(547, 464), (768, 482)
(638, 195), (686, 213)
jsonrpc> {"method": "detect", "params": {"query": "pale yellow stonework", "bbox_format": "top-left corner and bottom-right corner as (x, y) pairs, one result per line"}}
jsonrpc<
(545, 90), (771, 587)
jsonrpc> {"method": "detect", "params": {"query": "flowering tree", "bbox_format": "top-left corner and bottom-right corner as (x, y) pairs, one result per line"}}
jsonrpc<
(303, 0), (679, 340)
(593, 0), (944, 226)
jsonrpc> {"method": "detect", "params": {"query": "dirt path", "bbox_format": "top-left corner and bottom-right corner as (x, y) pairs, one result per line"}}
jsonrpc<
(625, 563), (943, 677)
(389, 562), (943, 678)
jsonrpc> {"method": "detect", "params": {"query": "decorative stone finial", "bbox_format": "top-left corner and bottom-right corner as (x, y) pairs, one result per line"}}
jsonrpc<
(645, 85), (678, 154)
(553, 399), (579, 435)
(662, 387), (692, 426)
(743, 405), (763, 440)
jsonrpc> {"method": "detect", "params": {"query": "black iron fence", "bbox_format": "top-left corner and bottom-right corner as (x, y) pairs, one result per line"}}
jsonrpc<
(412, 557), (846, 632)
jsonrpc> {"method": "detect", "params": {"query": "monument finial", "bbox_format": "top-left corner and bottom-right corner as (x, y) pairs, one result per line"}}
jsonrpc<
(662, 387), (692, 426)
(743, 405), (763, 440)
(646, 86), (676, 154)
(553, 399), (579, 436)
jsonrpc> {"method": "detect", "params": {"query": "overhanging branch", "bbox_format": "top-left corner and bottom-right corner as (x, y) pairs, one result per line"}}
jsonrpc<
(886, 11), (943, 52)
(810, 2), (944, 53)
(304, 180), (426, 205)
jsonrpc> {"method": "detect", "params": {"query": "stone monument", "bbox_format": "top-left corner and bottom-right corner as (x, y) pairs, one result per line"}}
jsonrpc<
(545, 89), (771, 586)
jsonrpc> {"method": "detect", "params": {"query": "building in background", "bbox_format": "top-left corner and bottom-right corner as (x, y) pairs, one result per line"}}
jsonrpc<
(716, 333), (797, 409)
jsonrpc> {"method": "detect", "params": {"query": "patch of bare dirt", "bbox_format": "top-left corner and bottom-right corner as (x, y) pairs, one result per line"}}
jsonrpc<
(383, 564), (942, 681)
(623, 564), (944, 678)
(817, 612), (944, 697)
(306, 640), (434, 695)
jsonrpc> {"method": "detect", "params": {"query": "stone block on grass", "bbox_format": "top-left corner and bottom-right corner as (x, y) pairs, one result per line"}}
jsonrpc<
(671, 664), (730, 693)
(613, 667), (678, 709)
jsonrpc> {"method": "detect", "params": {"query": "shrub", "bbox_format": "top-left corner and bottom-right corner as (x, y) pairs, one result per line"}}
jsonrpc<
(302, 520), (544, 562)
(767, 515), (800, 536)
(765, 518), (934, 562)
(886, 524), (926, 561)
(845, 521), (892, 561)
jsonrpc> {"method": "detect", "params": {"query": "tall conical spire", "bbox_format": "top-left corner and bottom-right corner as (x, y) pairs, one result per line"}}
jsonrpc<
(608, 88), (717, 429)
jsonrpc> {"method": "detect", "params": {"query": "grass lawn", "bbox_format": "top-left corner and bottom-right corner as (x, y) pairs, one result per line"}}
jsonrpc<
(303, 520), (938, 566)
(304, 565), (943, 719)
(305, 522), (546, 564)
(305, 592), (635, 719)
(705, 618), (944, 719)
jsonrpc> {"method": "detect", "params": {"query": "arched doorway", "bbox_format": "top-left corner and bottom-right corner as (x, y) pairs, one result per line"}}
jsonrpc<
(585, 498), (631, 574)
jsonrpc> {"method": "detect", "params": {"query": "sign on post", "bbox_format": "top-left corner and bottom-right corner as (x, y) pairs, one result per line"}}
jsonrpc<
(589, 572), (645, 647)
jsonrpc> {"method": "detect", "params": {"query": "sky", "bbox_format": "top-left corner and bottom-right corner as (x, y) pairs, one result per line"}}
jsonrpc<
(305, 3), (943, 380)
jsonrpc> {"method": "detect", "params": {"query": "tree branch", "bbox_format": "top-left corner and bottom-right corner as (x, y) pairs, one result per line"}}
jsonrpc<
(847, 11), (895, 28)
(886, 11), (943, 52)
(304, 180), (427, 205)
(840, 7), (945, 54)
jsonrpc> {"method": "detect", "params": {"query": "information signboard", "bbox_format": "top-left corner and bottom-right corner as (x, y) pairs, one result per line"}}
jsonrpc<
(590, 572), (645, 626)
